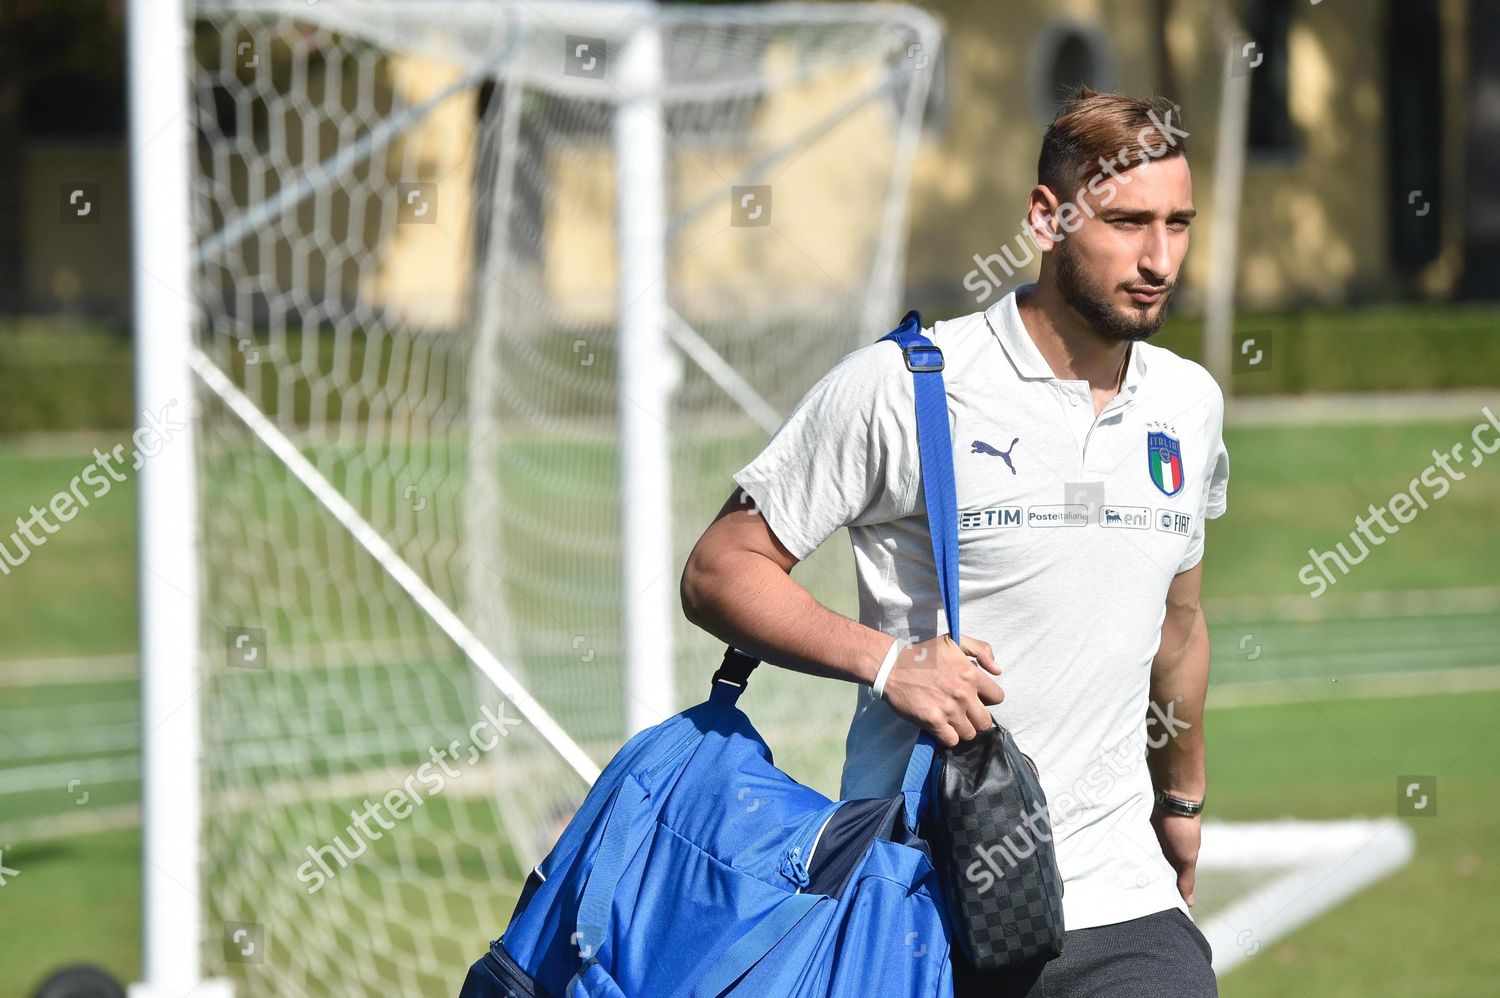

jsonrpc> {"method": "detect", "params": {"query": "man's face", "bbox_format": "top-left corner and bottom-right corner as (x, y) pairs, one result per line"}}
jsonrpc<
(1051, 154), (1195, 342)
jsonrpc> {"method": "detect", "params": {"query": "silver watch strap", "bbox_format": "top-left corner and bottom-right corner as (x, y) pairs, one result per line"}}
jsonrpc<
(1154, 788), (1204, 816)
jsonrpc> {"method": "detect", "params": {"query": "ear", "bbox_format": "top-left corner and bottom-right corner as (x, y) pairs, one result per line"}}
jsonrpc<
(1026, 184), (1065, 253)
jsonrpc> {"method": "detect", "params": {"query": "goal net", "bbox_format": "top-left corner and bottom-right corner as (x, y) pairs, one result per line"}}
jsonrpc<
(183, 0), (940, 992)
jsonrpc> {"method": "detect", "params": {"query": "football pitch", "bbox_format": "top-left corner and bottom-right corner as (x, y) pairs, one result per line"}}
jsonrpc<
(1, 416), (1497, 995)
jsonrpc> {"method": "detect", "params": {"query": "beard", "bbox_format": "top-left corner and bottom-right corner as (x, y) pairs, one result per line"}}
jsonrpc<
(1054, 242), (1174, 343)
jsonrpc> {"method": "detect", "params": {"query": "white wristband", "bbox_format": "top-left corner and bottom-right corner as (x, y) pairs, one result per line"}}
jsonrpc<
(871, 636), (903, 700)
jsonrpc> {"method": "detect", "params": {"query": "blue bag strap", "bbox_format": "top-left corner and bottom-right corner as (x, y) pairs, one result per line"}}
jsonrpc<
(879, 310), (962, 641)
(708, 645), (759, 706)
(700, 312), (958, 830)
(879, 310), (960, 831)
(573, 775), (648, 965)
(675, 891), (824, 998)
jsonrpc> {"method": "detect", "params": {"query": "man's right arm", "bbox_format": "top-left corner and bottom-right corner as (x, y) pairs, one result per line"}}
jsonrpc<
(680, 486), (1004, 747)
(680, 486), (893, 686)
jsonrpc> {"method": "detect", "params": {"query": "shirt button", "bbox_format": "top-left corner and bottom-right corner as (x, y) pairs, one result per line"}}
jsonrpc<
(1069, 395), (1080, 406)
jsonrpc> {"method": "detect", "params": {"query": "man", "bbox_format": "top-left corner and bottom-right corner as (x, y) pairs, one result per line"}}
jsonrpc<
(680, 87), (1228, 996)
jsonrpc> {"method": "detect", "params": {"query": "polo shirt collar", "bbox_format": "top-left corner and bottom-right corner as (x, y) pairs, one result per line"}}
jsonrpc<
(985, 283), (1054, 381)
(985, 282), (1148, 397)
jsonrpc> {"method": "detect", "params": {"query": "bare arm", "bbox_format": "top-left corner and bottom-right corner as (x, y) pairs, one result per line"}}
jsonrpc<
(680, 487), (891, 684)
(680, 486), (1004, 746)
(1148, 561), (1209, 798)
(1147, 560), (1209, 905)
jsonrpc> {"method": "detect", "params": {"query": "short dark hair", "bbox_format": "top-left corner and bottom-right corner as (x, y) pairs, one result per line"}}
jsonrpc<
(1037, 86), (1187, 200)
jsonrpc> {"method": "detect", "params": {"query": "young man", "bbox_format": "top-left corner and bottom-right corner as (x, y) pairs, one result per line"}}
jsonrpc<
(681, 87), (1228, 996)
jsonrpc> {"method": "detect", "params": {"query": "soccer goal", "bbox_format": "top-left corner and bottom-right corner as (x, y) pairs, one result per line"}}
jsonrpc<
(130, 0), (941, 993)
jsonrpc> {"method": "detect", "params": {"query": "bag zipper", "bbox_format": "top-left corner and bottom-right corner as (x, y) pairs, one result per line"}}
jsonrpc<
(782, 801), (841, 892)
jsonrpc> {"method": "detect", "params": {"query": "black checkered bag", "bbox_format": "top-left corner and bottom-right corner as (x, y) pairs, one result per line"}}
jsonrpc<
(924, 721), (1065, 970)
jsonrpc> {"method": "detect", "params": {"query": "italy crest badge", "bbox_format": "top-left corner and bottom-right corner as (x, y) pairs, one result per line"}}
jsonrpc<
(1147, 429), (1184, 497)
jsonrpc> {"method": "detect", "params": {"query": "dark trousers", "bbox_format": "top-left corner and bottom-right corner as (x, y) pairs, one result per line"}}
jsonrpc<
(952, 907), (1218, 998)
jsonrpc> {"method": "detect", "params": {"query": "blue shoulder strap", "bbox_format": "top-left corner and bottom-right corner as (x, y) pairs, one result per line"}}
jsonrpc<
(879, 309), (959, 831)
(878, 310), (961, 640)
(706, 311), (960, 831)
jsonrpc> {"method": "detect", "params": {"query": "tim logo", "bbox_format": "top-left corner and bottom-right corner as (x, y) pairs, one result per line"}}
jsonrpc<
(972, 437), (1020, 474)
(960, 505), (1023, 530)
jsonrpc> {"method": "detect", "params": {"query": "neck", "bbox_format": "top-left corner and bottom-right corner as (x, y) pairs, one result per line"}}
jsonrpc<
(1016, 281), (1131, 391)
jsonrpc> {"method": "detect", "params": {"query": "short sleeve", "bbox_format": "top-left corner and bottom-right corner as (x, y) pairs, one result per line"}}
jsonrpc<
(731, 341), (919, 561)
(1176, 385), (1230, 574)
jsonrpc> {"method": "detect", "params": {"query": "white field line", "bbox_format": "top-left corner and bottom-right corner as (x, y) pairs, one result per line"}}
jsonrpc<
(1226, 389), (1500, 427)
(0, 653), (139, 686)
(0, 740), (607, 844)
(0, 637), (483, 687)
(1236, 638), (1498, 670)
(1198, 818), (1416, 977)
(1203, 585), (1500, 623)
(1208, 664), (1500, 708)
(0, 804), (142, 843)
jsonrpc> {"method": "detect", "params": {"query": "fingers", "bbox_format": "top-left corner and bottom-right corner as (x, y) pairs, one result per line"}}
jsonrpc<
(958, 634), (1001, 675)
(930, 722), (960, 749)
(1180, 869), (1196, 907)
(965, 699), (995, 735)
(974, 672), (1005, 707)
(901, 634), (1006, 748)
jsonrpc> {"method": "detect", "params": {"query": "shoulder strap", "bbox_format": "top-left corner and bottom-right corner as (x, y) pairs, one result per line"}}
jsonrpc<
(877, 310), (961, 639)
(878, 310), (959, 830)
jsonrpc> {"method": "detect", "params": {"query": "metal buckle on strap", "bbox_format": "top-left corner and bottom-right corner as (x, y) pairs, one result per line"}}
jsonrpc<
(902, 343), (944, 372)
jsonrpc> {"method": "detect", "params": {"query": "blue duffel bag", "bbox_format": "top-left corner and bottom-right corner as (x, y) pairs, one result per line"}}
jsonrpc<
(460, 311), (965, 997)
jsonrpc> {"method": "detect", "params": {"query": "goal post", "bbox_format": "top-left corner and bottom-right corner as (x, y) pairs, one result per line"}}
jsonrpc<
(126, 0), (210, 993)
(614, 18), (676, 736)
(147, 1), (944, 992)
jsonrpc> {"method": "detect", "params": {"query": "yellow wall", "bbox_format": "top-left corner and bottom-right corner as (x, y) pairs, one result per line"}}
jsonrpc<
(1226, 2), (1388, 307)
(543, 44), (904, 327)
(364, 53), (474, 329)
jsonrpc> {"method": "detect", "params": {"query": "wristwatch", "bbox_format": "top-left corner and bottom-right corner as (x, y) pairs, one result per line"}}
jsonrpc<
(1154, 788), (1204, 817)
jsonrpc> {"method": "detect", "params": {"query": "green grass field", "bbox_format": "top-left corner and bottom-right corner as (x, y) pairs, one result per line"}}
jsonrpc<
(5, 691), (1495, 996)
(2, 415), (1498, 994)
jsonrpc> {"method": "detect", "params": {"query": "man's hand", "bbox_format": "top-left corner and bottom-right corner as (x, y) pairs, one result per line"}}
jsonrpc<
(1151, 808), (1201, 907)
(879, 634), (1003, 747)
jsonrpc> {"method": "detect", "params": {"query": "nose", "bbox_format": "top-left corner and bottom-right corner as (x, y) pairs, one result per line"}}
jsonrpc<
(1138, 226), (1172, 285)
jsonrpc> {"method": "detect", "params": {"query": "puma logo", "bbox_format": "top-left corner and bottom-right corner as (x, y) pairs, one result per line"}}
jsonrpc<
(971, 437), (1020, 474)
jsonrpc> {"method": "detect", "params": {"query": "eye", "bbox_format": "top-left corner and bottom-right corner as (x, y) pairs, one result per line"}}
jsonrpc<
(1111, 219), (1143, 230)
(1168, 219), (1191, 231)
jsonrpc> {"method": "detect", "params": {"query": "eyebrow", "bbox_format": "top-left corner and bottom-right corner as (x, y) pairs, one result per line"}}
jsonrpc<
(1100, 207), (1198, 221)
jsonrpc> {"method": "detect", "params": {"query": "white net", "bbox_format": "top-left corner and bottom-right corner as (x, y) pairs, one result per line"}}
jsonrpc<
(187, 0), (939, 992)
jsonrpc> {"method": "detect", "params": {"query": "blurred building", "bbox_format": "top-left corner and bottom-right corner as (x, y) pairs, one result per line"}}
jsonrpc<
(906, 0), (1494, 310)
(4, 0), (1497, 321)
